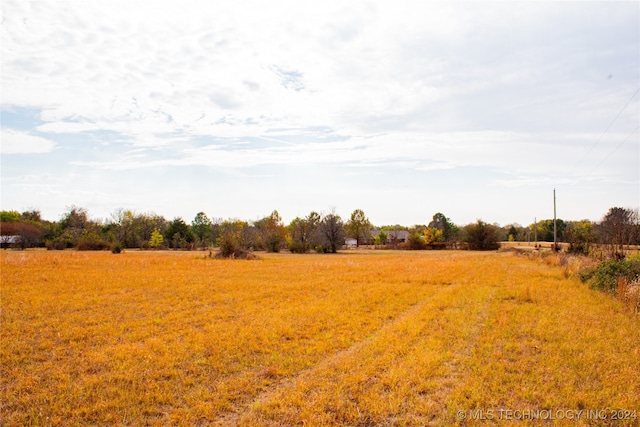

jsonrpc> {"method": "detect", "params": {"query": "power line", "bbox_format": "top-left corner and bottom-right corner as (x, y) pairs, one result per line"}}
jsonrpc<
(573, 87), (640, 172)
(586, 124), (639, 177)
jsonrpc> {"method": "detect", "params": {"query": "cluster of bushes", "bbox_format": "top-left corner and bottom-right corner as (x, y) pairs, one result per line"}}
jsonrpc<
(578, 254), (640, 313)
(519, 250), (640, 313)
(580, 255), (640, 292)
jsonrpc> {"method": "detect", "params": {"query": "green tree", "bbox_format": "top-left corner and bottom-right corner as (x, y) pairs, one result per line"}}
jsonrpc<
(20, 209), (43, 223)
(533, 219), (566, 242)
(345, 209), (372, 247)
(375, 231), (388, 245)
(0, 210), (21, 222)
(192, 212), (213, 248)
(565, 220), (594, 255)
(407, 231), (426, 250)
(165, 217), (193, 249)
(428, 212), (458, 242)
(463, 220), (500, 250)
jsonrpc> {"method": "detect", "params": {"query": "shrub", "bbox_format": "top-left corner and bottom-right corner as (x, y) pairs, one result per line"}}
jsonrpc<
(265, 234), (282, 253)
(45, 239), (67, 250)
(407, 233), (426, 250)
(77, 233), (111, 251)
(111, 243), (123, 254)
(213, 247), (259, 260)
(567, 242), (589, 256)
(218, 232), (238, 258)
(463, 220), (500, 251)
(580, 255), (640, 293)
(288, 240), (309, 254)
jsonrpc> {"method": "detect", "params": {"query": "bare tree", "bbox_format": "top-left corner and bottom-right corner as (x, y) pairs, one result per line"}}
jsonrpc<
(600, 207), (636, 259)
(317, 210), (345, 253)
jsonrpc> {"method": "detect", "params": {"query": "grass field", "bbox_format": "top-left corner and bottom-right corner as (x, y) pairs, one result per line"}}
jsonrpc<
(2, 250), (639, 426)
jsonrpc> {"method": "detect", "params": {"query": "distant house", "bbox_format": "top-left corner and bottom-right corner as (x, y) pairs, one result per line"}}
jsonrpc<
(0, 235), (20, 249)
(345, 237), (358, 248)
(370, 229), (410, 245)
(387, 230), (410, 244)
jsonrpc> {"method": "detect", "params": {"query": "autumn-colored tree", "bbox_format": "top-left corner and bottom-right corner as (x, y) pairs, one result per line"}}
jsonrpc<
(288, 211), (321, 253)
(149, 229), (164, 249)
(423, 227), (443, 245)
(428, 213), (458, 242)
(216, 220), (255, 258)
(0, 221), (43, 249)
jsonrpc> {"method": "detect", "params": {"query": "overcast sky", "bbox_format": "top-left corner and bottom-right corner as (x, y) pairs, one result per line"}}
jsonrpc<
(1, 1), (638, 227)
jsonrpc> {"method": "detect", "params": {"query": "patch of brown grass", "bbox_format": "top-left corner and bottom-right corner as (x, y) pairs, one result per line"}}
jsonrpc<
(1, 250), (639, 426)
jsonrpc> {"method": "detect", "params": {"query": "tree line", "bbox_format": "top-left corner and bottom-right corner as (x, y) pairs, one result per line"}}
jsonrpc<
(1, 206), (638, 257)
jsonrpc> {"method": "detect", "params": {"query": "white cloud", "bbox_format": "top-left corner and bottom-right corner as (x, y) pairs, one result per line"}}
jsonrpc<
(3, 0), (637, 141)
(1, 0), (637, 225)
(0, 128), (56, 154)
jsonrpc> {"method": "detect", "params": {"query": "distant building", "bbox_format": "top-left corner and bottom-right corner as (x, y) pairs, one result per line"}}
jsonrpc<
(0, 235), (20, 249)
(370, 229), (410, 245)
(345, 237), (358, 248)
(387, 230), (410, 244)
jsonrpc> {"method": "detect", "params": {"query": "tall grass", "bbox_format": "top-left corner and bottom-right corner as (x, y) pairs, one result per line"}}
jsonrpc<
(2, 250), (639, 425)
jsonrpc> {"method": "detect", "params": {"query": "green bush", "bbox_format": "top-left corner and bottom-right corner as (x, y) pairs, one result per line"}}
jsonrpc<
(581, 255), (640, 293)
(265, 234), (282, 253)
(217, 233), (238, 258)
(407, 233), (426, 250)
(288, 240), (309, 254)
(567, 242), (589, 256)
(77, 233), (111, 251)
(463, 220), (500, 251)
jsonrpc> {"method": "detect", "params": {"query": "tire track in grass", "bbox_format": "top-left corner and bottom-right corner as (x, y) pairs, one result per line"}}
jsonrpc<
(214, 284), (457, 426)
(226, 280), (497, 426)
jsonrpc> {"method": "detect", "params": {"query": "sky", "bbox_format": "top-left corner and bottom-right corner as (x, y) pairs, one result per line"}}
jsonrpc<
(1, 1), (639, 227)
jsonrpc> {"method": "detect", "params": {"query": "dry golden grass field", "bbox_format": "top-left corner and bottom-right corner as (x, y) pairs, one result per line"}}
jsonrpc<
(1, 250), (639, 426)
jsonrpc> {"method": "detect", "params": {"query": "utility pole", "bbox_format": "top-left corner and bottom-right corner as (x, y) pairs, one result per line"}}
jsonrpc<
(553, 189), (557, 251)
(534, 217), (537, 248)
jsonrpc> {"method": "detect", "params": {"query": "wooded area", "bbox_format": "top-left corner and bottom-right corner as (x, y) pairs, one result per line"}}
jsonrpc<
(1, 206), (638, 258)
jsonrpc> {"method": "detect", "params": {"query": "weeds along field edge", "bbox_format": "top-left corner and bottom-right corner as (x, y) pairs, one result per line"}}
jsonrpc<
(1, 250), (639, 426)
